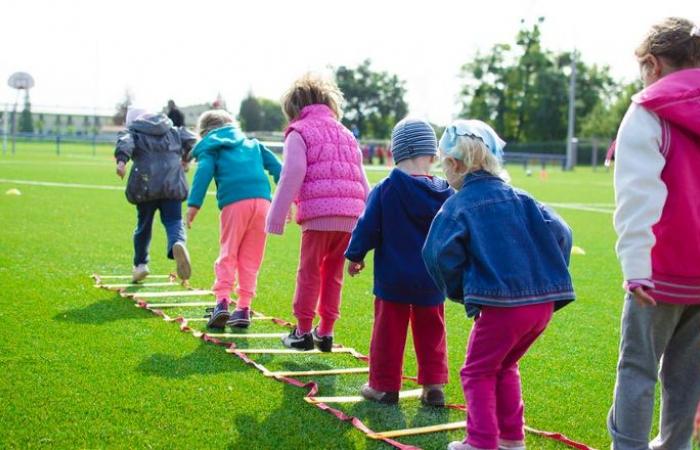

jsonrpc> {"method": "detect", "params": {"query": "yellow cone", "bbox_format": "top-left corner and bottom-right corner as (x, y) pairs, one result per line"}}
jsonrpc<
(5, 188), (21, 196)
(571, 246), (586, 255)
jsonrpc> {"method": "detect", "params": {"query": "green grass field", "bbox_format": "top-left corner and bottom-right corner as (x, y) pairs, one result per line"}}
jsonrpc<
(0, 142), (686, 449)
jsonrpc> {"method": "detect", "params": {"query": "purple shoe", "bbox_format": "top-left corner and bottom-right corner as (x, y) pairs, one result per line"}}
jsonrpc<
(227, 308), (251, 328)
(205, 302), (230, 329)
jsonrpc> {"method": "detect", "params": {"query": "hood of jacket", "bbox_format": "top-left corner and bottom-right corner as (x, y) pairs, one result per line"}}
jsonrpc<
(388, 168), (453, 223)
(128, 113), (173, 136)
(192, 124), (246, 158)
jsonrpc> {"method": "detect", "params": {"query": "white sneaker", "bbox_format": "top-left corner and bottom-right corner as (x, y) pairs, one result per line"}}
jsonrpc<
(447, 443), (489, 450)
(172, 242), (191, 281)
(132, 264), (150, 283)
(498, 439), (525, 450)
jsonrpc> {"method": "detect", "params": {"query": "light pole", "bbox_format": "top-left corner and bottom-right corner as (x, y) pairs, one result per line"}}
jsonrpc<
(7, 72), (35, 156)
(565, 50), (577, 171)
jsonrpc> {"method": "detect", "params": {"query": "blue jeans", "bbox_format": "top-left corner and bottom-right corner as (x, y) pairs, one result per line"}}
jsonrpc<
(133, 199), (186, 266)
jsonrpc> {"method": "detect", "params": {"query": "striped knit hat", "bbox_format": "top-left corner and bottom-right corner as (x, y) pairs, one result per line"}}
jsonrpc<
(390, 118), (437, 164)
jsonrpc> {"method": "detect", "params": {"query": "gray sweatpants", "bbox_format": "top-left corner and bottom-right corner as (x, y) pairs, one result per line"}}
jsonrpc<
(608, 296), (700, 450)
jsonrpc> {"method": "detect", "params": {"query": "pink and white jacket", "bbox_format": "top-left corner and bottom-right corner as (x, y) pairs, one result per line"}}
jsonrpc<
(614, 68), (700, 304)
(266, 105), (369, 234)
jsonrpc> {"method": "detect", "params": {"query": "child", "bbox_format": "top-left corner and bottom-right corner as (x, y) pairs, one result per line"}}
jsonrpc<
(187, 110), (282, 329)
(115, 106), (197, 283)
(422, 120), (575, 450)
(345, 118), (453, 406)
(608, 17), (700, 450)
(266, 73), (369, 351)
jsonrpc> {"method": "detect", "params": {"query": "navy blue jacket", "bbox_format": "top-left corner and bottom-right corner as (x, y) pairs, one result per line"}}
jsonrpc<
(345, 169), (454, 305)
(422, 171), (575, 317)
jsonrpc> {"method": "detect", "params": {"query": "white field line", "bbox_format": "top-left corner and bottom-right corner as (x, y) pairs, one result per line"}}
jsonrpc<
(0, 178), (216, 196)
(548, 203), (614, 214)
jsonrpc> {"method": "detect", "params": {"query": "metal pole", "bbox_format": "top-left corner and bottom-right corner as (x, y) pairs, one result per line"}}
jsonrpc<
(2, 102), (8, 155)
(565, 50), (577, 171)
(591, 138), (598, 171)
(10, 89), (19, 156)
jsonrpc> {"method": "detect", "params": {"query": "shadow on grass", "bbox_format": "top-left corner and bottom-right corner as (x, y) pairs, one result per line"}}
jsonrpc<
(53, 295), (148, 324)
(137, 342), (248, 378)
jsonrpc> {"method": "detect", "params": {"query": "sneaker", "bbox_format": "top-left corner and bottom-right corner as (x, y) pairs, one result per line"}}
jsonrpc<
(498, 439), (526, 450)
(132, 264), (150, 283)
(205, 302), (230, 329)
(227, 308), (251, 328)
(281, 328), (314, 351)
(172, 242), (191, 281)
(420, 385), (445, 407)
(447, 443), (486, 450)
(311, 327), (333, 352)
(360, 383), (399, 405)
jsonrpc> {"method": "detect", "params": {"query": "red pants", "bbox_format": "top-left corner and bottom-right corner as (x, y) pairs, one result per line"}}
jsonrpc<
(293, 230), (351, 335)
(369, 298), (449, 392)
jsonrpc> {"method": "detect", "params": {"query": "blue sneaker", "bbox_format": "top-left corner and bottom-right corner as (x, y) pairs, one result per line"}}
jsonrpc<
(205, 302), (230, 329)
(227, 308), (251, 329)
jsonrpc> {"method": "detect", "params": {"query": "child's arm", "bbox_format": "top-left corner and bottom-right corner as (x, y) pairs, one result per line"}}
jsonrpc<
(114, 130), (134, 178)
(265, 132), (307, 235)
(344, 185), (382, 274)
(186, 148), (215, 227)
(422, 207), (469, 303)
(613, 103), (666, 283)
(260, 143), (282, 184)
(539, 204), (573, 265)
(179, 127), (198, 163)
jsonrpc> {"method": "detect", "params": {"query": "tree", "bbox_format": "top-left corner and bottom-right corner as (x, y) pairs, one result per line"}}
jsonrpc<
(113, 89), (134, 126)
(335, 59), (408, 139)
(35, 113), (45, 134)
(259, 98), (285, 131)
(238, 92), (262, 131)
(459, 18), (619, 143)
(580, 81), (642, 140)
(18, 91), (33, 133)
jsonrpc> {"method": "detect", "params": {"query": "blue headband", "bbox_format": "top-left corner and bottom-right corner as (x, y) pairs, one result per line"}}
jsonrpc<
(439, 119), (506, 161)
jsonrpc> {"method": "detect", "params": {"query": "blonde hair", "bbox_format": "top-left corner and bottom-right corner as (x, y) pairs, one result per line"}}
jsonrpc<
(281, 73), (344, 122)
(197, 110), (235, 137)
(636, 17), (700, 68)
(442, 136), (509, 181)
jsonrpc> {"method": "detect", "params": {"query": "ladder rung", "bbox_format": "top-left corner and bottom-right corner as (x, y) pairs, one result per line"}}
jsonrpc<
(265, 367), (369, 377)
(127, 290), (212, 298)
(305, 388), (423, 405)
(367, 420), (466, 439)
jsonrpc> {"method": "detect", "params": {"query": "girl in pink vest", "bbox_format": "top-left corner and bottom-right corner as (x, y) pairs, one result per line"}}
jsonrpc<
(266, 74), (370, 351)
(609, 17), (700, 450)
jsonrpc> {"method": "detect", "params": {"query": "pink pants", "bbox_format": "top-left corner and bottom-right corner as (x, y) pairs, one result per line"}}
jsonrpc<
(461, 302), (554, 450)
(293, 230), (351, 335)
(213, 199), (270, 309)
(369, 298), (448, 392)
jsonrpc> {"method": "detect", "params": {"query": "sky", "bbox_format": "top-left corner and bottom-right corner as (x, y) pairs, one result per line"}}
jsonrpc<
(0, 0), (696, 125)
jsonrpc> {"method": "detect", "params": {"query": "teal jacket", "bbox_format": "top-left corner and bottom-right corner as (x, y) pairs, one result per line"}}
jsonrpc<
(187, 125), (282, 210)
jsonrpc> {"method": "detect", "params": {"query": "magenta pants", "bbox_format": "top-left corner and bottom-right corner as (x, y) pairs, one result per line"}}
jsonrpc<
(212, 199), (270, 309)
(461, 302), (554, 450)
(292, 230), (351, 335)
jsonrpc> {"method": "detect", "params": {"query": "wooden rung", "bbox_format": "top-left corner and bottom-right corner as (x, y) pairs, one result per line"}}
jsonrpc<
(95, 274), (172, 280)
(99, 282), (179, 288)
(367, 421), (466, 439)
(127, 290), (212, 298)
(195, 332), (287, 339)
(146, 302), (216, 308)
(227, 347), (357, 355)
(182, 316), (274, 322)
(305, 388), (423, 405)
(265, 367), (369, 377)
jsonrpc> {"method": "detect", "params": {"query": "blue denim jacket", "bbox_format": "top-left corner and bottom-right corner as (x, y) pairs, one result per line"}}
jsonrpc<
(422, 171), (575, 317)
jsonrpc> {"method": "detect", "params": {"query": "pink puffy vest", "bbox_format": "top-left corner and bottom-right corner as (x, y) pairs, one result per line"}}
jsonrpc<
(285, 105), (366, 223)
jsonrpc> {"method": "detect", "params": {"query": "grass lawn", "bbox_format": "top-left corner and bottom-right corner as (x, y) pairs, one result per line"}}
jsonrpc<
(0, 142), (692, 449)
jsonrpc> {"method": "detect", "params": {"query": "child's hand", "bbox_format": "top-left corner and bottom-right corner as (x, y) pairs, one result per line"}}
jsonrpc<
(631, 286), (656, 307)
(286, 205), (295, 224)
(116, 161), (126, 179)
(347, 260), (365, 277)
(186, 206), (199, 229)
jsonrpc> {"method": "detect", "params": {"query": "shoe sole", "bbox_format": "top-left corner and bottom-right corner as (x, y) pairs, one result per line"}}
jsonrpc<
(207, 312), (230, 329)
(132, 270), (149, 283)
(281, 338), (314, 351)
(172, 243), (191, 280)
(312, 337), (333, 352)
(420, 391), (445, 407)
(227, 319), (250, 329)
(361, 391), (399, 405)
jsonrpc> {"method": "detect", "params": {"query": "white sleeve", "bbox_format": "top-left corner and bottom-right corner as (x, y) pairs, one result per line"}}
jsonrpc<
(613, 103), (667, 280)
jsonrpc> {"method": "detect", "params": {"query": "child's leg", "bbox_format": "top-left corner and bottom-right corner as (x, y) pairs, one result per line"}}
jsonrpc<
(212, 203), (247, 303)
(652, 304), (700, 450)
(607, 298), (682, 450)
(461, 304), (551, 450)
(133, 201), (158, 266)
(316, 231), (351, 336)
(157, 199), (186, 259)
(292, 230), (326, 334)
(234, 199), (270, 310)
(410, 303), (448, 387)
(369, 298), (410, 392)
(496, 303), (553, 443)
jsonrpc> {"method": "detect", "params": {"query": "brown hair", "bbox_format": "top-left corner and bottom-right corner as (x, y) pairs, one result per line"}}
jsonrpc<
(635, 17), (700, 68)
(281, 73), (344, 122)
(197, 110), (234, 137)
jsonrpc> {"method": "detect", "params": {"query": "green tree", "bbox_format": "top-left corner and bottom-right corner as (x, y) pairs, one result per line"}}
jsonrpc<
(259, 98), (285, 131)
(238, 92), (262, 131)
(580, 81), (642, 140)
(18, 91), (33, 133)
(113, 89), (133, 126)
(35, 113), (45, 134)
(335, 59), (408, 139)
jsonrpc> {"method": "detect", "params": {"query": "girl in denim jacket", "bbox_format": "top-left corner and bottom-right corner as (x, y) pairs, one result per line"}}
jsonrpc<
(422, 120), (575, 450)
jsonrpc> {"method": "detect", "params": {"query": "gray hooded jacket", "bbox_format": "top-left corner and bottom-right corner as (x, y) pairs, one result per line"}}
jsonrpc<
(115, 114), (197, 204)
